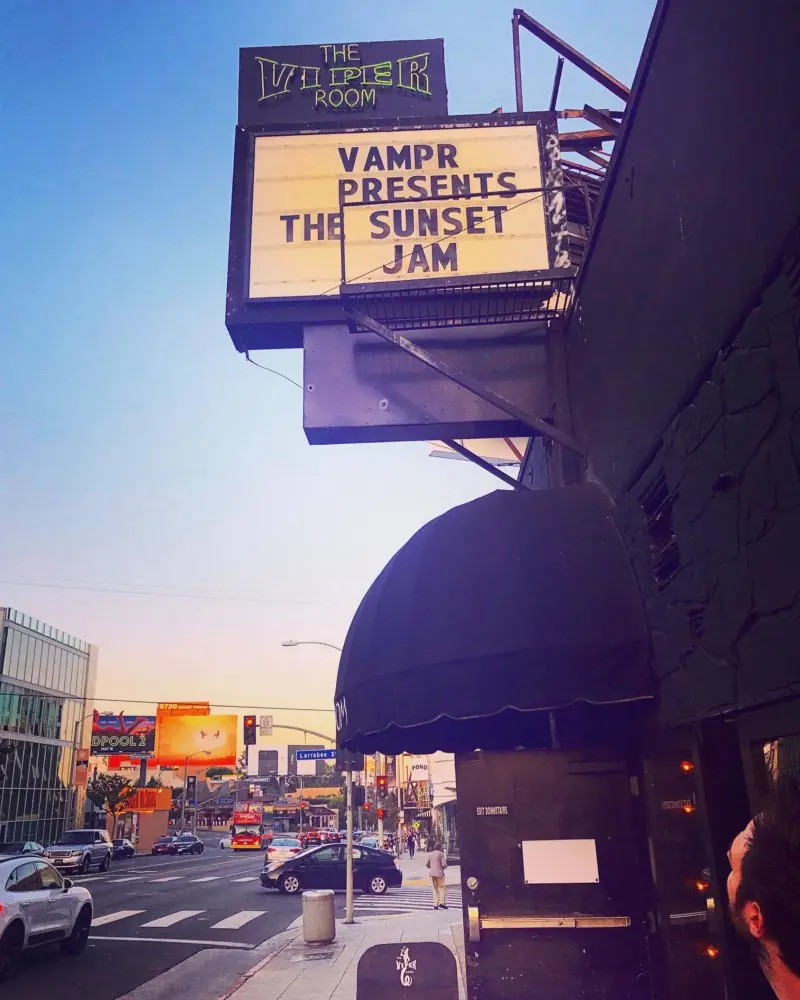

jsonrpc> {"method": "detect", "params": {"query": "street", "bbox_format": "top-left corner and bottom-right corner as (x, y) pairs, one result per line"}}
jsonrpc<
(14, 841), (303, 1000)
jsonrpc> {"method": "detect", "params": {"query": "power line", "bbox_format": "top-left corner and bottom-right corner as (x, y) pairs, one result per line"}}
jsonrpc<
(0, 579), (325, 607)
(61, 694), (335, 713)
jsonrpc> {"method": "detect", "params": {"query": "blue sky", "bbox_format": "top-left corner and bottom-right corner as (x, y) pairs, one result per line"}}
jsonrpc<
(0, 0), (653, 732)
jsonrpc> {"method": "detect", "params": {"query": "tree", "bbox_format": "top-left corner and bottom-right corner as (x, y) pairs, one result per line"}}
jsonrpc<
(205, 766), (235, 780)
(85, 774), (136, 822)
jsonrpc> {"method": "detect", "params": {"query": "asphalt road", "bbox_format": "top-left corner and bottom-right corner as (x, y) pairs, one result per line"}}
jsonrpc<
(14, 841), (303, 1000)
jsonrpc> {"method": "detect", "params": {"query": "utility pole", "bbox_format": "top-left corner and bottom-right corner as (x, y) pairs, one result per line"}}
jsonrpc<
(180, 755), (189, 831)
(344, 768), (354, 924)
(376, 752), (384, 849)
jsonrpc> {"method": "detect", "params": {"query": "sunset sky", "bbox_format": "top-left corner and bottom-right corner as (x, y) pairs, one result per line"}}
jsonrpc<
(1, 0), (653, 740)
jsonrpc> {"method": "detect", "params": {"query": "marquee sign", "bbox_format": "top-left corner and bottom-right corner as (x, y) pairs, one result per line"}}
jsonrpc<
(238, 39), (447, 126)
(226, 112), (565, 353)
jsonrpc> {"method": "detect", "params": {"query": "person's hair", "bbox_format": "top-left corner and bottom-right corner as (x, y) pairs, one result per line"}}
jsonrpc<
(736, 774), (800, 977)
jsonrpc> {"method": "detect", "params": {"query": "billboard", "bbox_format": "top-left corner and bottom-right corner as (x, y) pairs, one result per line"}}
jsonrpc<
(90, 712), (156, 757)
(155, 714), (237, 767)
(238, 39), (447, 127)
(157, 702), (210, 718)
(247, 124), (548, 301)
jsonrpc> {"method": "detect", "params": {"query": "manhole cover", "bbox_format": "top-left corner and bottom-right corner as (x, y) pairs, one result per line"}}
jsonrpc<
(290, 950), (335, 963)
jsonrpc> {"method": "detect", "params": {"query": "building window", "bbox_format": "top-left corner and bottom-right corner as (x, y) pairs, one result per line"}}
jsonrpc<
(638, 469), (680, 588)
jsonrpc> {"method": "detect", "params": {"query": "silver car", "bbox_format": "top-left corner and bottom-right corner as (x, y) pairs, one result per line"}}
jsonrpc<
(0, 856), (93, 981)
(45, 830), (112, 874)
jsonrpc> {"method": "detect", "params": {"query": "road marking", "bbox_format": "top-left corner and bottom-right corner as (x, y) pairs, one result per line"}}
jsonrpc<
(92, 910), (146, 926)
(106, 877), (146, 884)
(190, 876), (223, 883)
(141, 909), (205, 928)
(149, 876), (184, 883)
(89, 935), (253, 949)
(230, 877), (260, 883)
(210, 911), (267, 930)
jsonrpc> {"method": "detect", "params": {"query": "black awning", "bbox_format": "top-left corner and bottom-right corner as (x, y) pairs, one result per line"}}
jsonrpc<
(334, 483), (653, 755)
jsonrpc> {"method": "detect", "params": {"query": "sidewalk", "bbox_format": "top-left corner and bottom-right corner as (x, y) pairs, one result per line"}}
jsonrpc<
(221, 857), (466, 1000)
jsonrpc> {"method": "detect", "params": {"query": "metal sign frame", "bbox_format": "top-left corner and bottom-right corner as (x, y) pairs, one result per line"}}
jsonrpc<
(225, 111), (570, 353)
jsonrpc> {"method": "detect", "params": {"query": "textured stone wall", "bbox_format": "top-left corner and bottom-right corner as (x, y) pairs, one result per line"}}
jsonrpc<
(613, 223), (800, 726)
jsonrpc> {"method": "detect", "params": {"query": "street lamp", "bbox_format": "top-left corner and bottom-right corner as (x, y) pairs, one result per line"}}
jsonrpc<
(281, 640), (343, 652)
(181, 751), (211, 832)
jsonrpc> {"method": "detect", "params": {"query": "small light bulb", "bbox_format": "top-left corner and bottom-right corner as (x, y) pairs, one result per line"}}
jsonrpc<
(703, 945), (720, 959)
(680, 760), (695, 773)
(694, 879), (710, 892)
(682, 802), (696, 815)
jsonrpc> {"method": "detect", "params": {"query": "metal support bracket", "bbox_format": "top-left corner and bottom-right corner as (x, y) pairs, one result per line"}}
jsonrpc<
(442, 439), (526, 491)
(345, 308), (586, 459)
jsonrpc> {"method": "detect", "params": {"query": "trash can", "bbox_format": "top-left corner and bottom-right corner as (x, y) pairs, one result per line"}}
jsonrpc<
(302, 889), (336, 944)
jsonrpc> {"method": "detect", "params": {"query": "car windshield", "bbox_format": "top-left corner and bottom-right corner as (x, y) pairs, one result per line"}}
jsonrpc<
(57, 832), (94, 845)
(176, 836), (194, 842)
(113, 840), (124, 846)
(156, 837), (172, 844)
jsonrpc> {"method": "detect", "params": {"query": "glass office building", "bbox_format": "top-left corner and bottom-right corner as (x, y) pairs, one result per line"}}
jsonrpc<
(0, 608), (98, 845)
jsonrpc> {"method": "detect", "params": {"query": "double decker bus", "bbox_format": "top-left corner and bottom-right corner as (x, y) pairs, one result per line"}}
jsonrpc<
(230, 805), (264, 851)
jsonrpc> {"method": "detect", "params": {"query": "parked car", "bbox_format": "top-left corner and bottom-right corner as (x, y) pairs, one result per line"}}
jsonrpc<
(219, 835), (232, 849)
(112, 839), (135, 859)
(264, 837), (302, 864)
(299, 830), (322, 847)
(360, 837), (379, 849)
(0, 856), (93, 981)
(261, 842), (402, 896)
(44, 830), (112, 874)
(151, 836), (175, 855)
(170, 834), (204, 855)
(0, 842), (44, 857)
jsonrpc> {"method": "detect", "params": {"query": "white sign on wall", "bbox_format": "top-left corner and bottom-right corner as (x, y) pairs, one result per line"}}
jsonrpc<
(521, 839), (600, 885)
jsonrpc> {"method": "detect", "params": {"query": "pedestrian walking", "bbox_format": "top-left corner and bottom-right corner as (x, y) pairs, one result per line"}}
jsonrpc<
(426, 841), (448, 910)
(407, 831), (416, 858)
(727, 775), (800, 998)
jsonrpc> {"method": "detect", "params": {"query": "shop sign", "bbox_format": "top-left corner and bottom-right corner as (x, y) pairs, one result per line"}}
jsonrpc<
(238, 39), (447, 126)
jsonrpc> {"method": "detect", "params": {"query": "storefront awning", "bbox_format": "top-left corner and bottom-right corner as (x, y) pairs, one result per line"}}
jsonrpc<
(334, 484), (653, 754)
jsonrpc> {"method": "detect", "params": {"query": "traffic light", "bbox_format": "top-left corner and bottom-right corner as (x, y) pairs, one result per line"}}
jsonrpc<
(363, 801), (371, 811)
(336, 746), (365, 772)
(376, 775), (388, 799)
(243, 715), (256, 746)
(353, 784), (366, 809)
(377, 808), (385, 819)
(186, 775), (196, 802)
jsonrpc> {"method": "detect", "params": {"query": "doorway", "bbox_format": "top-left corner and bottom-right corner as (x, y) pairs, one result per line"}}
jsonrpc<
(456, 747), (653, 1000)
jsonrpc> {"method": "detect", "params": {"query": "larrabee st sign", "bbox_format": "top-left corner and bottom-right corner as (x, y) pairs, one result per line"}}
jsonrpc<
(226, 112), (567, 352)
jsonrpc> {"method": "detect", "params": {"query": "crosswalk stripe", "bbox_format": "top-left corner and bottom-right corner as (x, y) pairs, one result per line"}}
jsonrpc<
(230, 877), (260, 883)
(191, 876), (222, 883)
(149, 876), (184, 883)
(92, 910), (146, 926)
(107, 877), (145, 884)
(210, 910), (267, 930)
(141, 910), (204, 928)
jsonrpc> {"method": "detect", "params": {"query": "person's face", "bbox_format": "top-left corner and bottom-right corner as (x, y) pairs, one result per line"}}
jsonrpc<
(728, 821), (766, 950)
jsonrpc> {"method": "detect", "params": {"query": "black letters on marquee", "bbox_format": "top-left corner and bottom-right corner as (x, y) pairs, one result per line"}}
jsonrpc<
(238, 39), (447, 126)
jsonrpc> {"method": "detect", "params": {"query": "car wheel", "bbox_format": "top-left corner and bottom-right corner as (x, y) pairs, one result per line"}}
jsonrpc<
(367, 875), (388, 895)
(0, 923), (24, 982)
(79, 855), (91, 875)
(100, 853), (111, 872)
(278, 873), (301, 895)
(60, 905), (92, 957)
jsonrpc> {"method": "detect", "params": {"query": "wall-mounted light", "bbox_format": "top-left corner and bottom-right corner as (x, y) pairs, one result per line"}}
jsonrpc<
(679, 760), (695, 773)
(682, 802), (696, 815)
(702, 945), (720, 960)
(694, 879), (710, 893)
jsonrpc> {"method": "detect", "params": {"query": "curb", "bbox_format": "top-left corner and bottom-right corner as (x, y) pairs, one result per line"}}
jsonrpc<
(215, 924), (303, 1000)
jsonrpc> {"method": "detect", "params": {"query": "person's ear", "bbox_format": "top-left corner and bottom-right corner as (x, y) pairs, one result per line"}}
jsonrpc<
(742, 900), (766, 940)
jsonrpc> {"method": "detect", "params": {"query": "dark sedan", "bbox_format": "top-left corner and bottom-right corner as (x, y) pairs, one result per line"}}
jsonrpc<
(113, 838), (136, 859)
(261, 842), (402, 896)
(151, 836), (175, 855)
(171, 833), (204, 855)
(0, 841), (44, 857)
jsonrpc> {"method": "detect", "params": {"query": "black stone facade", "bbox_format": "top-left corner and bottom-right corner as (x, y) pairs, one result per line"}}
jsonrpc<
(613, 222), (800, 727)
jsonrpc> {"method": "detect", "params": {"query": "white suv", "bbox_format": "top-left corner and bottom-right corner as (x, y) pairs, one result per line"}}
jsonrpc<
(0, 856), (93, 981)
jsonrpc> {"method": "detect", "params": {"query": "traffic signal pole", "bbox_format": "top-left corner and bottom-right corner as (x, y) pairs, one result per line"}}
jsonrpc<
(345, 768), (354, 924)
(376, 754), (384, 848)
